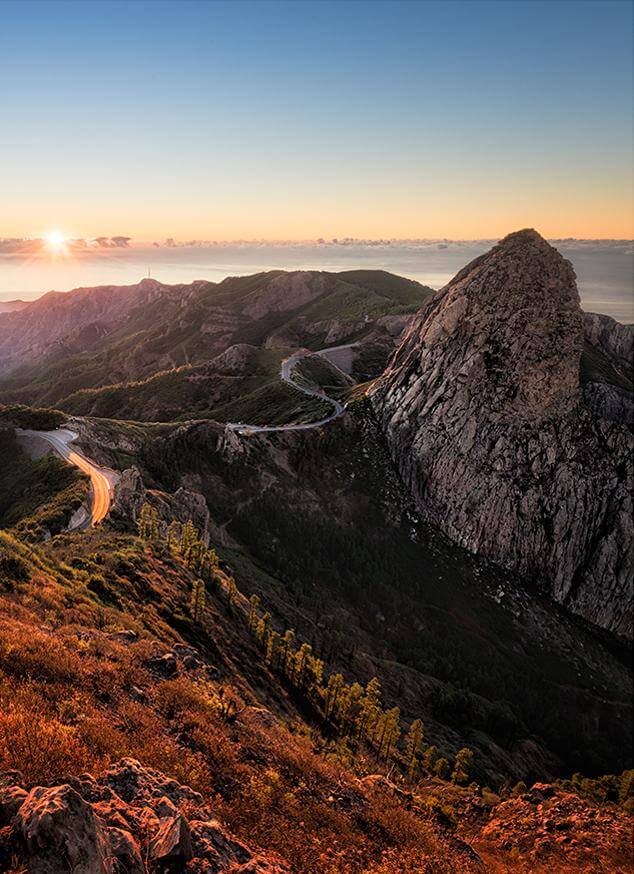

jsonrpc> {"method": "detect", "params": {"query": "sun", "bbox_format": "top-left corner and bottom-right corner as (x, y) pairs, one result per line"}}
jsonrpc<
(45, 230), (67, 252)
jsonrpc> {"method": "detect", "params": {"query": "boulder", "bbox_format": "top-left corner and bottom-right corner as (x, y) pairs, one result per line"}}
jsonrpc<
(149, 813), (193, 867)
(15, 784), (112, 873)
(9, 760), (287, 873)
(0, 784), (28, 825)
(148, 652), (179, 678)
(103, 826), (144, 873)
(190, 818), (251, 866)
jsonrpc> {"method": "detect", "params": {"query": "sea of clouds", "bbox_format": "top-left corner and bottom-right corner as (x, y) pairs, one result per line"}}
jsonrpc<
(1, 237), (632, 322)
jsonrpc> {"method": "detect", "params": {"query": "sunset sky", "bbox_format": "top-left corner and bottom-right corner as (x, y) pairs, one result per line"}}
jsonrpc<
(2, 0), (633, 241)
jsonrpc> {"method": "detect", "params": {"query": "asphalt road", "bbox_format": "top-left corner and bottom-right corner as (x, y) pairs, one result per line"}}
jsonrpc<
(227, 343), (359, 435)
(17, 428), (113, 528)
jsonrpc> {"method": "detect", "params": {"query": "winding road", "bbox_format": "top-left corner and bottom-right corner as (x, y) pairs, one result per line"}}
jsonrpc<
(14, 343), (360, 525)
(227, 342), (359, 435)
(16, 428), (116, 528)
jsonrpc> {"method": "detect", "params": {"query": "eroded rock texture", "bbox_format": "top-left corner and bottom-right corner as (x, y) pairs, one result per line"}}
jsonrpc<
(371, 230), (633, 638)
(3, 759), (287, 873)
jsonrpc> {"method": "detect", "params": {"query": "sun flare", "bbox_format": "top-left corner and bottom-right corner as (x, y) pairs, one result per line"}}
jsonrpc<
(45, 230), (66, 252)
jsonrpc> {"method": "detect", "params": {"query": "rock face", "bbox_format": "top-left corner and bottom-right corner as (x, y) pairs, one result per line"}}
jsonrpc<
(581, 312), (633, 428)
(583, 312), (633, 375)
(110, 466), (211, 543)
(2, 759), (287, 873)
(371, 230), (633, 638)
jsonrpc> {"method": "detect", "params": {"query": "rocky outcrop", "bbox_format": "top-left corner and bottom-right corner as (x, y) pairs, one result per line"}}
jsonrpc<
(110, 467), (211, 543)
(2, 759), (288, 873)
(583, 312), (633, 375)
(371, 230), (633, 638)
(582, 381), (633, 429)
(580, 313), (633, 427)
(15, 784), (113, 873)
(478, 783), (633, 868)
(209, 343), (259, 373)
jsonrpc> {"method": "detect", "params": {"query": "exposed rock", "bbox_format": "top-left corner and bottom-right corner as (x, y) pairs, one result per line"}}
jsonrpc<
(582, 380), (633, 428)
(15, 784), (112, 873)
(109, 629), (138, 644)
(151, 486), (211, 545)
(0, 279), (181, 375)
(244, 272), (326, 319)
(147, 652), (179, 678)
(6, 759), (288, 873)
(103, 825), (144, 873)
(109, 467), (146, 523)
(478, 783), (633, 867)
(0, 784), (27, 824)
(584, 311), (633, 376)
(149, 813), (193, 867)
(102, 759), (204, 809)
(371, 230), (633, 638)
(210, 343), (258, 373)
(109, 466), (211, 543)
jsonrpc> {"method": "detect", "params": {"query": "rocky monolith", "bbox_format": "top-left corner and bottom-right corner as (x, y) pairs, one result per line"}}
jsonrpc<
(370, 229), (633, 638)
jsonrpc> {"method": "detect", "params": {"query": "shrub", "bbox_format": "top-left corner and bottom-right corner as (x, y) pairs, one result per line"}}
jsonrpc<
(0, 682), (94, 782)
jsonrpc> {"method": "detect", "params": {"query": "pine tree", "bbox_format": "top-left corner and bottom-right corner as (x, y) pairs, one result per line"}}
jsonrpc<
(404, 718), (424, 781)
(434, 757), (450, 780)
(265, 630), (281, 666)
(137, 503), (154, 539)
(166, 520), (180, 549)
(307, 655), (324, 699)
(380, 707), (401, 762)
(190, 578), (206, 622)
(339, 683), (363, 737)
(358, 677), (382, 742)
(294, 642), (312, 691)
(281, 629), (295, 678)
(248, 594), (260, 633)
(451, 747), (474, 785)
(324, 673), (343, 721)
(255, 611), (270, 648)
(422, 744), (438, 774)
(226, 576), (238, 610)
(180, 519), (197, 554)
(149, 507), (159, 539)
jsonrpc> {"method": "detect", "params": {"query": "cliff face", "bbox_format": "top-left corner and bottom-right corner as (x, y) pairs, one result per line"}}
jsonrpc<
(370, 230), (633, 638)
(581, 312), (633, 428)
(583, 311), (633, 376)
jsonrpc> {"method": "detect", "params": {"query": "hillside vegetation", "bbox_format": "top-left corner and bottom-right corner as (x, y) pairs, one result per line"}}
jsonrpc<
(73, 401), (633, 788)
(0, 428), (88, 542)
(0, 270), (433, 423)
(0, 521), (631, 872)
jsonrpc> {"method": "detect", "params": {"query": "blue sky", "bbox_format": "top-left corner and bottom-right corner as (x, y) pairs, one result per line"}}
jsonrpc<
(1, 0), (632, 239)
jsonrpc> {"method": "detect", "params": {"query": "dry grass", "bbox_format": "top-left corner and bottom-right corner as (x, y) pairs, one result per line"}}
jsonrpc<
(0, 527), (628, 873)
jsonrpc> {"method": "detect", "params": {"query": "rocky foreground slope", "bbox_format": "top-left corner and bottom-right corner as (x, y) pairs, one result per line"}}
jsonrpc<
(0, 522), (631, 873)
(371, 230), (633, 638)
(1, 758), (285, 873)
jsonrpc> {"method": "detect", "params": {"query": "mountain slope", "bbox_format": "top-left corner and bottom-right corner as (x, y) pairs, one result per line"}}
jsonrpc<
(65, 404), (633, 786)
(0, 516), (631, 872)
(0, 271), (433, 418)
(370, 230), (633, 638)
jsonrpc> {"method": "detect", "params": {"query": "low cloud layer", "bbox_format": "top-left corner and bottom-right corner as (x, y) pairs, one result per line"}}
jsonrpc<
(1, 236), (631, 261)
(0, 236), (132, 255)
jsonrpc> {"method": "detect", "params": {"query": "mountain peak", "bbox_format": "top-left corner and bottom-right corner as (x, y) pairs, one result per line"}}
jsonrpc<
(371, 232), (632, 638)
(404, 229), (583, 423)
